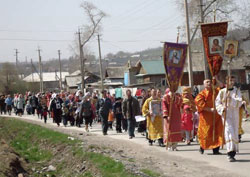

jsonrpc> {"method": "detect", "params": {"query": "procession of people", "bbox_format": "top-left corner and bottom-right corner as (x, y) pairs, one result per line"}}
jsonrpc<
(0, 75), (249, 163)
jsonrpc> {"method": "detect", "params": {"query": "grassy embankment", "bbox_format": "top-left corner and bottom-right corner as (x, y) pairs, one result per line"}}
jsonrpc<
(0, 118), (141, 177)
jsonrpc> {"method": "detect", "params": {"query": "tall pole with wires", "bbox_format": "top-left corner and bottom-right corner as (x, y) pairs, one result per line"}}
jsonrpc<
(184, 0), (194, 89)
(200, 0), (209, 79)
(37, 47), (43, 93)
(76, 28), (86, 92)
(98, 34), (104, 91)
(58, 50), (62, 90)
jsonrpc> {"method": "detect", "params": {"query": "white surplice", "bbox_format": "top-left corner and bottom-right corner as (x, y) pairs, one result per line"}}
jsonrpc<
(215, 87), (242, 152)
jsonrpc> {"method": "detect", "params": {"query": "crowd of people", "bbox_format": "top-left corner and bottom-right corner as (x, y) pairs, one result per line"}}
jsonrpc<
(0, 76), (249, 162)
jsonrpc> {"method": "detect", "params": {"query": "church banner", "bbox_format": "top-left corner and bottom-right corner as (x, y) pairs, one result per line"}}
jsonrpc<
(201, 22), (228, 76)
(163, 42), (188, 93)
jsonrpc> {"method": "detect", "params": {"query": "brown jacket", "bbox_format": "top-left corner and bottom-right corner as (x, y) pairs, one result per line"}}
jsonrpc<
(122, 96), (140, 119)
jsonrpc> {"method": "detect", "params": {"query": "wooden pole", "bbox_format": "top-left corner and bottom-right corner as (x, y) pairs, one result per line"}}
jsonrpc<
(184, 0), (194, 90)
(37, 47), (43, 93)
(199, 0), (209, 79)
(212, 81), (216, 142)
(77, 28), (85, 92)
(97, 34), (104, 91)
(58, 50), (62, 90)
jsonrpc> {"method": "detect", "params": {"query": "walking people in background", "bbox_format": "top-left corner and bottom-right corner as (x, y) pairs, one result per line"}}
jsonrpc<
(0, 95), (6, 115)
(80, 92), (92, 132)
(142, 88), (164, 146)
(162, 89), (183, 151)
(113, 97), (123, 133)
(96, 90), (112, 135)
(50, 94), (63, 127)
(5, 95), (13, 116)
(215, 76), (244, 162)
(42, 105), (48, 124)
(29, 93), (38, 115)
(108, 110), (114, 130)
(16, 94), (25, 117)
(122, 89), (140, 139)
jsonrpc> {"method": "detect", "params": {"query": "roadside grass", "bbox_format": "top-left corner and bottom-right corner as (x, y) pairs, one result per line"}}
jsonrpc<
(141, 169), (161, 177)
(0, 117), (138, 177)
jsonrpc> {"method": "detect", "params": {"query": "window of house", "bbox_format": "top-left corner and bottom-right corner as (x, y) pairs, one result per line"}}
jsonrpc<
(161, 78), (166, 87)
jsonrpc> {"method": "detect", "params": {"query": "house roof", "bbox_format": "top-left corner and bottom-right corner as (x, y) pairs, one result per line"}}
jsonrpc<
(23, 72), (69, 82)
(139, 60), (165, 75)
(65, 75), (82, 88)
(106, 66), (127, 79)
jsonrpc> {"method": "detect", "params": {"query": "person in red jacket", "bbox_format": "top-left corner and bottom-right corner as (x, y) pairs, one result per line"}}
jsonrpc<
(162, 88), (183, 151)
(181, 105), (193, 145)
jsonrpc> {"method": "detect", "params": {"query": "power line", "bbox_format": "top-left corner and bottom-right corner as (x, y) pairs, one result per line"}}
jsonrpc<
(0, 38), (73, 42)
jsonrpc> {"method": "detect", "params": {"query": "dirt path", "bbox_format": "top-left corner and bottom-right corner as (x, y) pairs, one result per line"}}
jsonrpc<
(1, 115), (250, 177)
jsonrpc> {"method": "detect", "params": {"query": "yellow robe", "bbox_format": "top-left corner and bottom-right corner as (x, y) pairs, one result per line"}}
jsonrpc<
(142, 97), (163, 140)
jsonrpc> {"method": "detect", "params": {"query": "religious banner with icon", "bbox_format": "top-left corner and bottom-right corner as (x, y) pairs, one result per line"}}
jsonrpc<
(201, 22), (228, 76)
(163, 42), (188, 93)
(224, 40), (238, 58)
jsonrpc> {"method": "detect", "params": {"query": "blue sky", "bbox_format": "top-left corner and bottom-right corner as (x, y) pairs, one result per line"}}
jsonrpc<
(0, 0), (183, 62)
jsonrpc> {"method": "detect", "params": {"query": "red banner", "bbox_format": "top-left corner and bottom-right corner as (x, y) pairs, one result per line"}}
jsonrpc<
(201, 22), (228, 76)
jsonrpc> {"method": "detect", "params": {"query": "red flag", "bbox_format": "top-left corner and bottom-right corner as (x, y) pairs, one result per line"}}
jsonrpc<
(201, 22), (228, 76)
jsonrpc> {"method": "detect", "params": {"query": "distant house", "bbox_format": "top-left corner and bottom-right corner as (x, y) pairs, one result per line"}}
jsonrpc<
(65, 70), (100, 92)
(135, 60), (166, 88)
(105, 66), (127, 84)
(23, 72), (69, 91)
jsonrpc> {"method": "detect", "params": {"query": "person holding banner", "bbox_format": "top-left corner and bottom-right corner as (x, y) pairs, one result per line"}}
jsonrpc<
(215, 76), (244, 162)
(195, 79), (223, 155)
(162, 88), (183, 151)
(142, 88), (164, 147)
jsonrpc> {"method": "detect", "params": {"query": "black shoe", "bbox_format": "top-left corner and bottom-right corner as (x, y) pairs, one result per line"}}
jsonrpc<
(228, 157), (236, 162)
(199, 147), (204, 154)
(149, 140), (153, 146)
(213, 151), (222, 155)
(129, 136), (133, 139)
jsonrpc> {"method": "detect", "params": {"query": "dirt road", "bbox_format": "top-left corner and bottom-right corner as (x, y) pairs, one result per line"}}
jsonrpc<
(1, 114), (250, 177)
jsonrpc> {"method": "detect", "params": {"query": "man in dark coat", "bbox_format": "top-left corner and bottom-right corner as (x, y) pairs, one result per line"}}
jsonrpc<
(122, 89), (140, 139)
(50, 94), (63, 126)
(96, 90), (112, 135)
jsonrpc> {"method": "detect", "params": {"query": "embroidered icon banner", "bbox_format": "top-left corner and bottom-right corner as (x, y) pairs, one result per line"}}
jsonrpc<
(201, 22), (228, 76)
(163, 42), (188, 93)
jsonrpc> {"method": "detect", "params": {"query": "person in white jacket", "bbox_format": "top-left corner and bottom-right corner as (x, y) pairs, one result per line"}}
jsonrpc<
(215, 76), (244, 162)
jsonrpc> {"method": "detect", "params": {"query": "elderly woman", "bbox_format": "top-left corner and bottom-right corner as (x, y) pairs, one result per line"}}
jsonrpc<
(16, 94), (25, 117)
(80, 92), (92, 132)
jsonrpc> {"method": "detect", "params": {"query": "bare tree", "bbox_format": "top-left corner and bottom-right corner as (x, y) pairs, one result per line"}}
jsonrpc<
(176, 0), (237, 41)
(78, 1), (107, 91)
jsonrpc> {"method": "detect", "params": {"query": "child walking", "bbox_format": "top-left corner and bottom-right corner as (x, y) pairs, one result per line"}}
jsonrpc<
(181, 105), (193, 145)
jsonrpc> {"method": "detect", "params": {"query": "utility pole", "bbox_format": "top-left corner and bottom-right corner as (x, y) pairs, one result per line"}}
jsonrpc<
(58, 50), (62, 91)
(37, 47), (43, 93)
(14, 49), (19, 67)
(184, 0), (194, 90)
(31, 58), (34, 82)
(177, 26), (181, 43)
(77, 28), (85, 92)
(97, 34), (104, 91)
(199, 0), (209, 79)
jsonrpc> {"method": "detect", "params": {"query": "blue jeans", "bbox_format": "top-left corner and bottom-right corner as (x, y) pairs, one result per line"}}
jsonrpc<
(127, 118), (136, 137)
